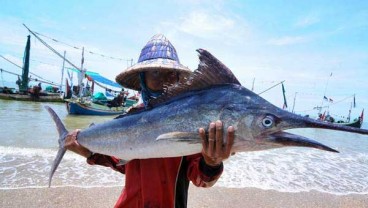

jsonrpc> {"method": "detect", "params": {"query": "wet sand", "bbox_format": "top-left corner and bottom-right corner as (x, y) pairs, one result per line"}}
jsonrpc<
(1, 186), (367, 208)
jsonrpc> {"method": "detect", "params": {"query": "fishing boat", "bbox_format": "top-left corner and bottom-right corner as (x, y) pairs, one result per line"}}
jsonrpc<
(64, 69), (138, 115)
(281, 79), (364, 129)
(319, 109), (364, 128)
(0, 35), (64, 103)
(17, 28), (137, 114)
(0, 87), (63, 102)
(19, 25), (138, 114)
(66, 90), (138, 116)
(66, 96), (138, 115)
(336, 117), (363, 128)
(66, 99), (125, 116)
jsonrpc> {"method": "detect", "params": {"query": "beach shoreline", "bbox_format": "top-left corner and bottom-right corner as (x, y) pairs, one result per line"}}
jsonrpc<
(1, 186), (367, 208)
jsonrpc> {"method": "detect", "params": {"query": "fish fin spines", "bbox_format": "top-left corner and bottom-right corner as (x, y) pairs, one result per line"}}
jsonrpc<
(196, 48), (241, 86)
(149, 49), (241, 106)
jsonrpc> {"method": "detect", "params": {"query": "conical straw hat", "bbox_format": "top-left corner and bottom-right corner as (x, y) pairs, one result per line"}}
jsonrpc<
(116, 34), (191, 91)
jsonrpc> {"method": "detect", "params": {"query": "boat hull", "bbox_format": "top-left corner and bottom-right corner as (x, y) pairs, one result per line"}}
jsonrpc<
(0, 92), (64, 102)
(66, 101), (127, 116)
(336, 119), (362, 128)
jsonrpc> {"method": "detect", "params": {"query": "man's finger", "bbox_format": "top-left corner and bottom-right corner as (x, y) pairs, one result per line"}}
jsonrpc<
(199, 128), (207, 150)
(215, 120), (223, 155)
(225, 126), (235, 157)
(69, 129), (80, 140)
(208, 122), (215, 157)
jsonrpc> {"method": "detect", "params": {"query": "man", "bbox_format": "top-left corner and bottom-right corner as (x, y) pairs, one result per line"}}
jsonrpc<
(65, 34), (234, 208)
(107, 91), (124, 108)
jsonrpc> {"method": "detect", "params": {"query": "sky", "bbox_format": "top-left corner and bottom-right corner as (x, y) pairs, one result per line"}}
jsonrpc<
(0, 0), (367, 119)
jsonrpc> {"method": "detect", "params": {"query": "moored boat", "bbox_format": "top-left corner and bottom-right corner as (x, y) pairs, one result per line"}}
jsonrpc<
(0, 35), (64, 103)
(65, 100), (127, 116)
(337, 118), (363, 128)
(65, 96), (138, 116)
(334, 109), (364, 128)
(318, 109), (364, 129)
(64, 70), (139, 115)
(0, 91), (63, 102)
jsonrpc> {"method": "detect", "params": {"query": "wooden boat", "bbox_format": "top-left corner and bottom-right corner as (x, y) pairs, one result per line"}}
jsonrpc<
(282, 80), (364, 129)
(319, 109), (364, 129)
(0, 35), (64, 103)
(336, 118), (363, 128)
(0, 92), (63, 102)
(65, 97), (138, 116)
(335, 109), (364, 128)
(0, 87), (63, 102)
(64, 65), (139, 115)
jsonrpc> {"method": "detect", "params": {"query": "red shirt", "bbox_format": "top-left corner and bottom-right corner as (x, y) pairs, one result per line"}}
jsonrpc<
(87, 153), (223, 208)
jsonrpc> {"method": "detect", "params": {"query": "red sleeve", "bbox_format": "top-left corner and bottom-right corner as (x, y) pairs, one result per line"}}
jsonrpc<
(86, 153), (125, 174)
(186, 153), (223, 187)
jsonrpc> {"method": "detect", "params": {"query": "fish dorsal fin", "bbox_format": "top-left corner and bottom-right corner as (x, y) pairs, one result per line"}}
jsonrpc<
(149, 49), (241, 106)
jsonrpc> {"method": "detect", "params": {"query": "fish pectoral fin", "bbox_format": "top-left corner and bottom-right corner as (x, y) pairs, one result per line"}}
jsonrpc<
(156, 132), (200, 143)
(116, 159), (129, 166)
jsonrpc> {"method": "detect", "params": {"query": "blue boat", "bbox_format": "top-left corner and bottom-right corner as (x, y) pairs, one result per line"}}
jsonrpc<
(65, 69), (138, 115)
(66, 100), (130, 116)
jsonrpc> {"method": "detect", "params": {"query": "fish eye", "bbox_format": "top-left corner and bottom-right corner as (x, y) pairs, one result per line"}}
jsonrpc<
(262, 116), (274, 128)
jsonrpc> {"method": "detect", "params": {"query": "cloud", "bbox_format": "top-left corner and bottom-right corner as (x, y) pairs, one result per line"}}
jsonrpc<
(295, 14), (320, 28)
(179, 11), (234, 36)
(171, 10), (249, 43)
(267, 36), (307, 46)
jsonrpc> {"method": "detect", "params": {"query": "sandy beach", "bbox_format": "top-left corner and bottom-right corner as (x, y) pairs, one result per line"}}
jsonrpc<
(1, 186), (367, 208)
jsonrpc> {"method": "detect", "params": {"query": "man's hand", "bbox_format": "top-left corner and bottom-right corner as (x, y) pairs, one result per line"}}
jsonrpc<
(65, 129), (92, 158)
(199, 120), (234, 167)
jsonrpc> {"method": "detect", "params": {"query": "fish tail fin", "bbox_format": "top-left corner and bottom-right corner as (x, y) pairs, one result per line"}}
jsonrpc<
(44, 106), (68, 187)
(49, 147), (67, 187)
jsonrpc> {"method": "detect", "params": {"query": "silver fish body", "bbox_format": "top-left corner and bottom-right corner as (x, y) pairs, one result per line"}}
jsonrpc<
(45, 49), (368, 187)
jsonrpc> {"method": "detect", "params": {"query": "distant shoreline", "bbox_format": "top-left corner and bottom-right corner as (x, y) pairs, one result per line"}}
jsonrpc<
(1, 186), (367, 208)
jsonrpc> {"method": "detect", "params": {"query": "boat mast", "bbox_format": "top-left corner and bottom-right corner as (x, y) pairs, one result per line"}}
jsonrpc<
(282, 82), (288, 110)
(60, 51), (66, 94)
(127, 58), (133, 68)
(319, 72), (333, 114)
(292, 92), (297, 113)
(78, 47), (85, 97)
(347, 102), (352, 122)
(20, 35), (31, 93)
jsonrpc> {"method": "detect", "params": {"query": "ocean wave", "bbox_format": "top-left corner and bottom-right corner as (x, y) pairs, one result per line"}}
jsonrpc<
(1, 146), (368, 195)
(217, 149), (368, 195)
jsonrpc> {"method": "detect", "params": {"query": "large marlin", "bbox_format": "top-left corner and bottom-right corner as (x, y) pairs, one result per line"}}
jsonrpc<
(46, 49), (368, 187)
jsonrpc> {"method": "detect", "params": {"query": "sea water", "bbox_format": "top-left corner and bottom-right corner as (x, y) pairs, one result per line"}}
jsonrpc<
(0, 99), (367, 195)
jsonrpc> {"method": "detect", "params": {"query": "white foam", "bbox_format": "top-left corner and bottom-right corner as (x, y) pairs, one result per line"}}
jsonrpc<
(216, 149), (368, 195)
(0, 146), (123, 188)
(0, 146), (87, 160)
(1, 137), (368, 195)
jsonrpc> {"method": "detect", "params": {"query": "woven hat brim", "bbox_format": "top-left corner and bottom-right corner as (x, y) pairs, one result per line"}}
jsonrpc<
(115, 58), (192, 91)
